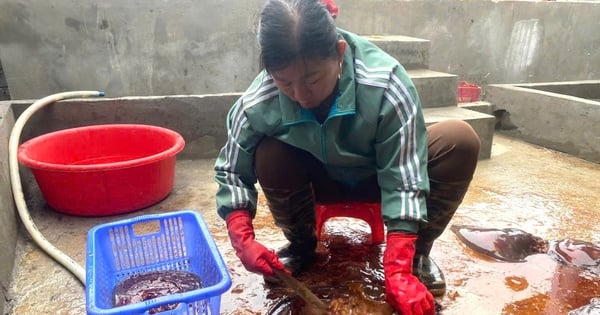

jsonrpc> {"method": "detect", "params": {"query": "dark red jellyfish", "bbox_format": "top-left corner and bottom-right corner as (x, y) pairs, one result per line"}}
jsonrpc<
(450, 225), (600, 277)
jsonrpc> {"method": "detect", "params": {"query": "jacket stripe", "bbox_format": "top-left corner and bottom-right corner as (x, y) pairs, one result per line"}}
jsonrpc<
(391, 79), (422, 220)
(222, 108), (248, 208)
(222, 77), (278, 209)
(354, 57), (424, 221)
(354, 59), (390, 88)
(390, 73), (423, 186)
(359, 62), (422, 188)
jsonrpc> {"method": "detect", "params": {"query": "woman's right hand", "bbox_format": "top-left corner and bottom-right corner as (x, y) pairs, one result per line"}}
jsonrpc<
(226, 210), (286, 276)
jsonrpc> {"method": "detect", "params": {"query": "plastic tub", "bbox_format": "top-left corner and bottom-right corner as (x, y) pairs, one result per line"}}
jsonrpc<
(17, 124), (185, 216)
(86, 210), (232, 315)
(457, 81), (482, 103)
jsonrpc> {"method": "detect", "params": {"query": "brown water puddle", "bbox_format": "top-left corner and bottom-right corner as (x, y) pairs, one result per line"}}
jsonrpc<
(211, 190), (599, 314)
(215, 215), (599, 314)
(432, 186), (600, 314)
(441, 251), (600, 314)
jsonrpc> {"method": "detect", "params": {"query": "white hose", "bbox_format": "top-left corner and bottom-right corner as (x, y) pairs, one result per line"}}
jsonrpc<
(9, 91), (105, 285)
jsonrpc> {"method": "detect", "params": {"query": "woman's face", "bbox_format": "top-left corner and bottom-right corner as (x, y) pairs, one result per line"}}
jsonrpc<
(270, 41), (345, 109)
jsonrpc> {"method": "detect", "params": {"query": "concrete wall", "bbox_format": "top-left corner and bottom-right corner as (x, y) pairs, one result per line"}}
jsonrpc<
(1, 0), (599, 100)
(336, 0), (600, 87)
(0, 0), (265, 99)
(0, 104), (17, 314)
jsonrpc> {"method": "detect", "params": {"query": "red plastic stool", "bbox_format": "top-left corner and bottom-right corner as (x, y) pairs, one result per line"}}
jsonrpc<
(315, 202), (385, 244)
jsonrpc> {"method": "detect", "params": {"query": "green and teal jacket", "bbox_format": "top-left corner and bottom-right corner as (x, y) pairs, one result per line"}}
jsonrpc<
(215, 29), (429, 233)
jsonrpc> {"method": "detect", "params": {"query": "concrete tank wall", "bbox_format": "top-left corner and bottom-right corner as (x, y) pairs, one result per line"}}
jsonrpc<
(0, 0), (599, 100)
(486, 81), (600, 163)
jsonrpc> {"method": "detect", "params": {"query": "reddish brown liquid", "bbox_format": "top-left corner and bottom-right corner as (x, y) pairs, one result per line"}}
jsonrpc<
(266, 221), (442, 315)
(113, 270), (202, 314)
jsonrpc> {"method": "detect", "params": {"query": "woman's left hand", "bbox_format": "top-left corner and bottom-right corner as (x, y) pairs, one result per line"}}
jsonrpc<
(384, 233), (435, 315)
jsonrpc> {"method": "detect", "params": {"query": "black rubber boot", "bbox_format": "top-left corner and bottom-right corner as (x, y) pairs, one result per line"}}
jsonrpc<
(413, 255), (446, 297)
(262, 184), (317, 278)
(414, 179), (472, 296)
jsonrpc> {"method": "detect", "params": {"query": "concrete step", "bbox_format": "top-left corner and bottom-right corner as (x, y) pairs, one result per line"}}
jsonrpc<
(408, 69), (458, 108)
(364, 35), (458, 108)
(364, 35), (430, 70)
(423, 106), (495, 160)
(458, 101), (495, 115)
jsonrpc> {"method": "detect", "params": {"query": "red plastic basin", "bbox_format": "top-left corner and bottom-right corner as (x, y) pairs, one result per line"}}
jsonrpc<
(18, 124), (185, 216)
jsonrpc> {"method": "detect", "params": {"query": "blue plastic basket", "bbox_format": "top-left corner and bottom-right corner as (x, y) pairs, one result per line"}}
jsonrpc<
(86, 210), (231, 315)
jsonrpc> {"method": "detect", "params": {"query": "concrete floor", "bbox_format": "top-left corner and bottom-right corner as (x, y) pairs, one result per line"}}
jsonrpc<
(5, 134), (600, 315)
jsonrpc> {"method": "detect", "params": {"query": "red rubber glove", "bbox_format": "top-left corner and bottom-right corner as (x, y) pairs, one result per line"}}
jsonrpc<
(384, 232), (435, 315)
(226, 210), (286, 276)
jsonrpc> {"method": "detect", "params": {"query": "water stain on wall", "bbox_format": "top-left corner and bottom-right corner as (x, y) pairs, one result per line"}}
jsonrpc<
(504, 19), (543, 83)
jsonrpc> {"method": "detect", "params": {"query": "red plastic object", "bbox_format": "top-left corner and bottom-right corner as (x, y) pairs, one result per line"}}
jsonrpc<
(18, 124), (185, 216)
(457, 81), (481, 103)
(315, 202), (385, 244)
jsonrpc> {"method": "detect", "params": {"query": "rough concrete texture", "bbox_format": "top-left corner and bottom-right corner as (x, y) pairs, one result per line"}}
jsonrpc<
(337, 0), (600, 86)
(1, 1), (599, 99)
(0, 103), (17, 314)
(0, 0), (265, 99)
(5, 135), (600, 314)
(486, 81), (600, 163)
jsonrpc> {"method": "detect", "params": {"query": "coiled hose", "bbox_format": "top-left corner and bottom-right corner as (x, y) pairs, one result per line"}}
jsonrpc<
(9, 91), (104, 285)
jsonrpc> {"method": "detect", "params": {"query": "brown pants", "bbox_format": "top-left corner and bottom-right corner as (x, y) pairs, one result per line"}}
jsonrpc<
(255, 120), (481, 256)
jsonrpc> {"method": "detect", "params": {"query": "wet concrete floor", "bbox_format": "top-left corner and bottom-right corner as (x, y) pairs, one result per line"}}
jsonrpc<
(5, 134), (600, 314)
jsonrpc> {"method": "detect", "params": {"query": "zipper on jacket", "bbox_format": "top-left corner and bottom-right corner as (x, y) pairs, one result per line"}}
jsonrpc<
(319, 110), (354, 163)
(320, 124), (327, 162)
